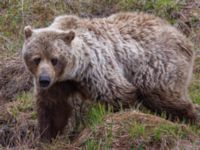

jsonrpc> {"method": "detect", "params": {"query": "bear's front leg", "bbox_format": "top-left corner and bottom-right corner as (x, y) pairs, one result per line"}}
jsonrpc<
(36, 100), (52, 141)
(86, 70), (138, 110)
(37, 100), (72, 142)
(108, 75), (138, 110)
(36, 83), (74, 142)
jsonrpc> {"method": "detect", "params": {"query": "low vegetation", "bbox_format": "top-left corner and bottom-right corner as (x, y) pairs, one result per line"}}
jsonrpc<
(0, 0), (200, 149)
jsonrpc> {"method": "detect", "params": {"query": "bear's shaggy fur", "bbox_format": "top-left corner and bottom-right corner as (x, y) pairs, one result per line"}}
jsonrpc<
(22, 12), (198, 141)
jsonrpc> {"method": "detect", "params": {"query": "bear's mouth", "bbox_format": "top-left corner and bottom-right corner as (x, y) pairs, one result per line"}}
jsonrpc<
(40, 80), (50, 88)
(39, 75), (51, 88)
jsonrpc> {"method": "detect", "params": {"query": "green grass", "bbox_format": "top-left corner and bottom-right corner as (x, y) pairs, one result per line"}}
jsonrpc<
(0, 0), (73, 57)
(129, 122), (146, 139)
(128, 121), (191, 142)
(117, 0), (180, 23)
(144, 0), (179, 24)
(16, 92), (34, 111)
(83, 110), (200, 149)
(87, 103), (110, 127)
(9, 92), (34, 118)
(0, 0), (27, 55)
(84, 103), (113, 149)
(0, 0), (197, 59)
(189, 72), (200, 104)
(84, 139), (101, 150)
(84, 123), (113, 150)
(153, 124), (187, 141)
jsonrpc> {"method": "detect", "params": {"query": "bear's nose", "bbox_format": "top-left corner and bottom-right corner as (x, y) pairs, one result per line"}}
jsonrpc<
(39, 75), (51, 88)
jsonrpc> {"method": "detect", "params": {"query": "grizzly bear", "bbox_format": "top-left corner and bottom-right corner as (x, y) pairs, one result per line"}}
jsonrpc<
(22, 12), (199, 141)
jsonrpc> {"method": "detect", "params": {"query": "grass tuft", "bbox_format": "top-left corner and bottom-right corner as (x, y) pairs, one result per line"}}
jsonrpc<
(129, 122), (146, 139)
(87, 103), (109, 127)
(8, 92), (34, 118)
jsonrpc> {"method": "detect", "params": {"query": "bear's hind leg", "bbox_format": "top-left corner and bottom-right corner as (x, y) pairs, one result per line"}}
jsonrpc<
(137, 90), (198, 123)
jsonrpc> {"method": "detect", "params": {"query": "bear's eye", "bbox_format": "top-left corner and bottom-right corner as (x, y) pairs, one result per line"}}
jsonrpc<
(51, 58), (58, 66)
(33, 58), (41, 65)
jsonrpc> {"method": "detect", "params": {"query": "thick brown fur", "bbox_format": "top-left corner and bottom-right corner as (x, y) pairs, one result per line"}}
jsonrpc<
(36, 80), (81, 141)
(22, 12), (198, 141)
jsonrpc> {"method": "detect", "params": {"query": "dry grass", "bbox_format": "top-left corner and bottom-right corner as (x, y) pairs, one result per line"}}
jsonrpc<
(73, 111), (200, 150)
(0, 56), (32, 102)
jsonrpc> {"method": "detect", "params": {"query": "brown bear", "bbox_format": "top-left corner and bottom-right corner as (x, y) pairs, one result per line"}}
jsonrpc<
(22, 12), (199, 141)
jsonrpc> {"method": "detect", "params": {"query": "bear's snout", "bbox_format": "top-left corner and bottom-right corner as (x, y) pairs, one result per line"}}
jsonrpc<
(39, 74), (51, 88)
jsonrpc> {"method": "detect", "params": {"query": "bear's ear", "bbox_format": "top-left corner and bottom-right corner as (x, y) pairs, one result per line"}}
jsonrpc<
(62, 31), (75, 44)
(24, 25), (33, 39)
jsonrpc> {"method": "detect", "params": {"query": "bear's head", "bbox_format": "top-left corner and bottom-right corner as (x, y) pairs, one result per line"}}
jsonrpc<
(22, 26), (77, 90)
